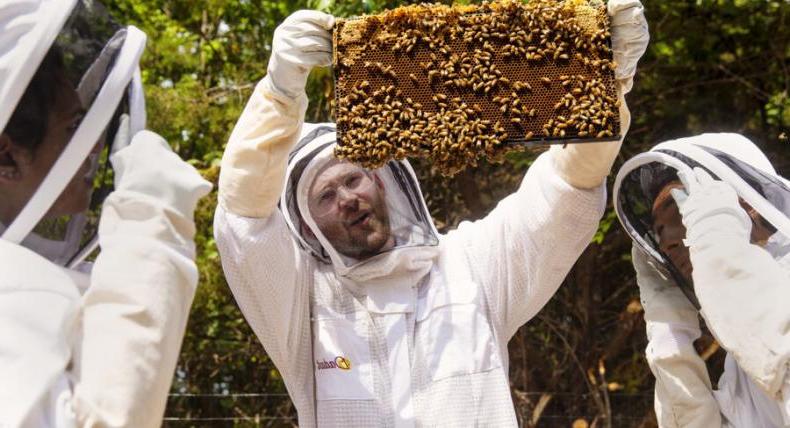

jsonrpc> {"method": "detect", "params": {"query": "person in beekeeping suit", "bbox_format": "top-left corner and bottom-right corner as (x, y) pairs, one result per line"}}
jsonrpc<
(214, 1), (648, 426)
(614, 133), (790, 427)
(0, 1), (211, 426)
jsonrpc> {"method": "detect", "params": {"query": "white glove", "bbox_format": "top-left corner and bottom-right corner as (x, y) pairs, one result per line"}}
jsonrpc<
(670, 167), (752, 248)
(267, 10), (334, 99)
(549, 0), (648, 189)
(111, 130), (212, 220)
(633, 245), (699, 341)
(608, 0), (650, 94)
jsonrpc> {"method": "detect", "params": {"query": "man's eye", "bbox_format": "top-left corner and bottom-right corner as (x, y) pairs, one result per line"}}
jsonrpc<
(319, 191), (335, 203)
(346, 174), (362, 188)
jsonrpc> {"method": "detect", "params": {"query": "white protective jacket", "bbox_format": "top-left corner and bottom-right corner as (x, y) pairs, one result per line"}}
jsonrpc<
(0, 132), (211, 427)
(615, 134), (790, 427)
(214, 74), (608, 427)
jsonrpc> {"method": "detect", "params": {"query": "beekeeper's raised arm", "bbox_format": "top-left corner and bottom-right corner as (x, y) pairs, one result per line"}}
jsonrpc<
(445, 0), (649, 339)
(213, 11), (335, 420)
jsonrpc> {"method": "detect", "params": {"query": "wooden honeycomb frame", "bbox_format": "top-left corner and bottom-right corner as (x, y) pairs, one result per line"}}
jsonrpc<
(333, 0), (620, 174)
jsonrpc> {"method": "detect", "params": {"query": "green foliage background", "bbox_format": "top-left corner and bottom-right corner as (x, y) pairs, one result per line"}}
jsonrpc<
(103, 0), (789, 426)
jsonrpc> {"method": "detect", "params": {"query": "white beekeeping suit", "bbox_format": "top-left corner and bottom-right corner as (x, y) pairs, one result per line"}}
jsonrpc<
(613, 133), (790, 427)
(215, 2), (648, 427)
(0, 1), (211, 426)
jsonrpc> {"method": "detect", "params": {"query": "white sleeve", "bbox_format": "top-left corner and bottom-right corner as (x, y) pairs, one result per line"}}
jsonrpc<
(214, 73), (312, 377)
(645, 322), (723, 428)
(445, 151), (605, 339)
(213, 205), (312, 372)
(690, 234), (790, 399)
(69, 180), (203, 427)
(714, 354), (790, 428)
(217, 76), (307, 218)
(631, 245), (724, 428)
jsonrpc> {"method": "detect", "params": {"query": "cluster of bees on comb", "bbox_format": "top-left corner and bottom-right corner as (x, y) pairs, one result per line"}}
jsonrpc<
(333, 0), (621, 175)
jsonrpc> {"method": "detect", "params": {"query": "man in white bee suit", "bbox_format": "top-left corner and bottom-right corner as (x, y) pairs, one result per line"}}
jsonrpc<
(215, 2), (648, 426)
(0, 1), (211, 426)
(613, 133), (790, 427)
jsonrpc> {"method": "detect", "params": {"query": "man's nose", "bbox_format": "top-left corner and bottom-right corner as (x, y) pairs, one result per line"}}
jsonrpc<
(337, 187), (358, 210)
(660, 237), (680, 254)
(661, 230), (690, 260)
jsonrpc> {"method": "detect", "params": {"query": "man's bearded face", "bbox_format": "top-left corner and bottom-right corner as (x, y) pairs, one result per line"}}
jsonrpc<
(307, 162), (392, 259)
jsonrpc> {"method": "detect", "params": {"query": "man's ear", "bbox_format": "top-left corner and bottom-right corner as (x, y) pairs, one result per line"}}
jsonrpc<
(0, 134), (23, 182)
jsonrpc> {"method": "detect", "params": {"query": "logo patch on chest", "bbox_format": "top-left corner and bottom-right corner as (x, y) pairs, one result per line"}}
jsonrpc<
(316, 356), (352, 371)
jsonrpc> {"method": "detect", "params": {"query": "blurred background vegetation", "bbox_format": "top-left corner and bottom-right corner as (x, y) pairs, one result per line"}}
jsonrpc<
(104, 0), (789, 426)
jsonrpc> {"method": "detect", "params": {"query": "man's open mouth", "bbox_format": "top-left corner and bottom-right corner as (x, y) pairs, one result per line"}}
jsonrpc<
(349, 211), (371, 227)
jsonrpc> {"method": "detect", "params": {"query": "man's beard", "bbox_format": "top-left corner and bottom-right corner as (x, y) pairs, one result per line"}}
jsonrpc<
(337, 196), (392, 259)
(346, 215), (390, 259)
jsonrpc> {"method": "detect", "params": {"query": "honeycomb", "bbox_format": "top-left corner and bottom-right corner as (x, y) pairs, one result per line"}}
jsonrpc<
(333, 0), (620, 175)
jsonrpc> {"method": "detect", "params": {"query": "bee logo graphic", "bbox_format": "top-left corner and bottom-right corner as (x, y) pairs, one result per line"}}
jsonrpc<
(335, 356), (352, 370)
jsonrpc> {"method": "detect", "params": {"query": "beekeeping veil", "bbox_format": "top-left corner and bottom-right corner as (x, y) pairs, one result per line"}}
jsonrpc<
(0, 0), (147, 267)
(281, 123), (440, 283)
(614, 133), (790, 306)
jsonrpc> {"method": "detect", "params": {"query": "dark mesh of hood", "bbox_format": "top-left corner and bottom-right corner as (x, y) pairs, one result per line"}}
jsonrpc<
(696, 145), (790, 216)
(616, 138), (790, 309)
(281, 125), (336, 262)
(617, 158), (700, 307)
(288, 125), (336, 166)
(284, 124), (336, 217)
(619, 149), (710, 245)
